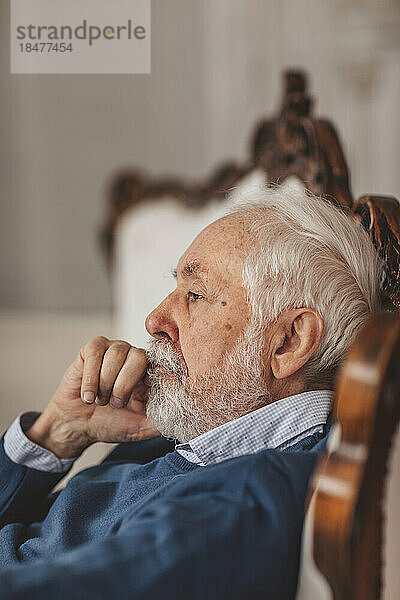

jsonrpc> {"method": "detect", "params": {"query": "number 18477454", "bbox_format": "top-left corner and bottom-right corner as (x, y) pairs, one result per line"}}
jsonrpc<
(19, 43), (73, 52)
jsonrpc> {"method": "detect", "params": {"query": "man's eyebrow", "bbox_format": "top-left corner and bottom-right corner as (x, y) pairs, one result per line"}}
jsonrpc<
(172, 261), (205, 280)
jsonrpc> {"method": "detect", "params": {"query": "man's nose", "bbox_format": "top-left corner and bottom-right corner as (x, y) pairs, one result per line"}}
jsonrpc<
(145, 295), (179, 343)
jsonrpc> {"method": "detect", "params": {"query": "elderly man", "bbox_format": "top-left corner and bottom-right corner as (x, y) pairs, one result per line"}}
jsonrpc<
(0, 188), (381, 599)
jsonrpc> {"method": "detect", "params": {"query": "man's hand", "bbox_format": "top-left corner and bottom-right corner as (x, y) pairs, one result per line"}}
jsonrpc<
(26, 337), (160, 459)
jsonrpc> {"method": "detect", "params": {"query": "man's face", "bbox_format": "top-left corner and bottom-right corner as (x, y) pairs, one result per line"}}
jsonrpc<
(145, 214), (251, 379)
(144, 215), (272, 442)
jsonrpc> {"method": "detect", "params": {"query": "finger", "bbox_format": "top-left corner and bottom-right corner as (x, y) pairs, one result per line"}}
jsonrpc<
(130, 380), (149, 404)
(80, 336), (110, 404)
(96, 341), (131, 406)
(110, 347), (147, 408)
(62, 352), (85, 396)
(133, 425), (161, 441)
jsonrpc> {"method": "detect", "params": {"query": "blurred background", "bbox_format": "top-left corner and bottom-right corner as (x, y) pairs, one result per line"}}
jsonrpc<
(1, 0), (400, 467)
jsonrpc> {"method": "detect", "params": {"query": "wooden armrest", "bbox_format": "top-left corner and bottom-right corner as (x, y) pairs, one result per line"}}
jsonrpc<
(311, 313), (400, 600)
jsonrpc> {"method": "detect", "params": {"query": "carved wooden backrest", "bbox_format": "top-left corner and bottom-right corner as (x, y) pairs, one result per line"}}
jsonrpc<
(311, 313), (400, 600)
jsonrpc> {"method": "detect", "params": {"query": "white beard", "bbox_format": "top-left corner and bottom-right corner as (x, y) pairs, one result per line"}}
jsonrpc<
(145, 323), (272, 443)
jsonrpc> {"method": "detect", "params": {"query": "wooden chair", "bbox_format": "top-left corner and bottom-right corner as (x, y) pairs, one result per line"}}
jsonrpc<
(297, 313), (400, 600)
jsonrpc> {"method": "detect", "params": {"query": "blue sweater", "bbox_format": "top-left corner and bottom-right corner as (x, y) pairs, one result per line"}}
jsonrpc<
(0, 428), (328, 600)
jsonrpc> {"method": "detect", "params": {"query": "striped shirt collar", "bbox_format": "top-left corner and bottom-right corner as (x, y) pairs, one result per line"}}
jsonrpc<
(175, 390), (333, 466)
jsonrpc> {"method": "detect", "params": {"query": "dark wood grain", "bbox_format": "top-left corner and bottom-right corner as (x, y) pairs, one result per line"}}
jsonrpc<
(251, 71), (353, 209)
(312, 313), (400, 600)
(352, 196), (400, 311)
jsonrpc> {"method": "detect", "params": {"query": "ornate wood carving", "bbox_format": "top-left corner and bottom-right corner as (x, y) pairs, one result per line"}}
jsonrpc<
(311, 313), (400, 600)
(251, 70), (353, 209)
(352, 195), (400, 310)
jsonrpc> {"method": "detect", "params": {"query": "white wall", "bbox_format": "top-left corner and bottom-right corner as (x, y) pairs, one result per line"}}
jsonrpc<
(0, 310), (114, 471)
(201, 0), (400, 198)
(0, 0), (207, 311)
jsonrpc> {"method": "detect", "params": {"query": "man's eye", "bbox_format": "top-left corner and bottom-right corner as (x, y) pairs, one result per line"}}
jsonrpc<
(187, 291), (204, 302)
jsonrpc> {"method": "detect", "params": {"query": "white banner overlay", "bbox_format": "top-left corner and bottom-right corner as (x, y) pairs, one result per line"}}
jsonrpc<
(11, 0), (150, 74)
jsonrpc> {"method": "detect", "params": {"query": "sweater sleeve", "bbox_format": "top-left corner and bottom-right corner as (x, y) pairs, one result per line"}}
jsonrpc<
(0, 436), (67, 528)
(4, 414), (75, 472)
(0, 450), (318, 600)
(4, 412), (75, 473)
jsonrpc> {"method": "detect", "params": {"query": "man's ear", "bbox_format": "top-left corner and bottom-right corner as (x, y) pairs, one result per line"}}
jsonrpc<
(269, 309), (324, 380)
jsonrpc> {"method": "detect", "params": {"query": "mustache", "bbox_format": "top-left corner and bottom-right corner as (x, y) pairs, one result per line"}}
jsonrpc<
(146, 339), (188, 379)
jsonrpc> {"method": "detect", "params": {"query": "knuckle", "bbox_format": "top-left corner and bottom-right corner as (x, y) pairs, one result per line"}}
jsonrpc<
(108, 341), (130, 358)
(85, 335), (109, 352)
(94, 335), (109, 345)
(83, 374), (98, 386)
(129, 346), (147, 364)
(114, 339), (131, 348)
(85, 349), (104, 361)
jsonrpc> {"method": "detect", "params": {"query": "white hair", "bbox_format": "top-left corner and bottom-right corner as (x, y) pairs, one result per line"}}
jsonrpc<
(230, 186), (383, 381)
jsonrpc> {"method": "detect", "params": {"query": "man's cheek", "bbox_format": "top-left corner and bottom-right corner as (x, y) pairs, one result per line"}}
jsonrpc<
(184, 325), (231, 374)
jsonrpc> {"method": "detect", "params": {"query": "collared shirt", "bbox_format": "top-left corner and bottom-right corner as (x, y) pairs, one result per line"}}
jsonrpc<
(175, 390), (333, 466)
(4, 390), (332, 472)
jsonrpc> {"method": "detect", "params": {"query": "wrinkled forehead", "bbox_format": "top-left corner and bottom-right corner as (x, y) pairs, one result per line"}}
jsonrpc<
(176, 214), (251, 283)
